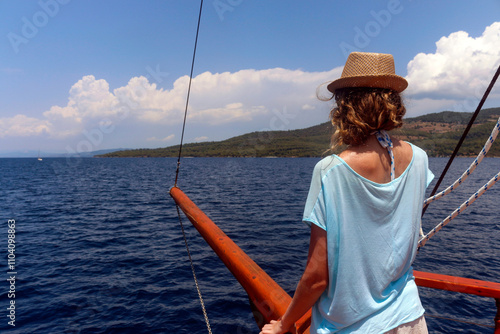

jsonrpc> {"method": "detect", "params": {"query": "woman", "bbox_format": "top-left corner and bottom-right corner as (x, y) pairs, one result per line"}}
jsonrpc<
(260, 52), (433, 334)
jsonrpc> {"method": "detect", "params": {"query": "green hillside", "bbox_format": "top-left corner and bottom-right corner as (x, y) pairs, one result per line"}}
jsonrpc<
(97, 107), (500, 158)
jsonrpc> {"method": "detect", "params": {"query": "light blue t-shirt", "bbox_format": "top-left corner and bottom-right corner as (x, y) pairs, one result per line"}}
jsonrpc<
(303, 143), (434, 333)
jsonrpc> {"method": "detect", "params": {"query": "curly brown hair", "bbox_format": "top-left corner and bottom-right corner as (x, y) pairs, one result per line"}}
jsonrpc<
(329, 87), (406, 149)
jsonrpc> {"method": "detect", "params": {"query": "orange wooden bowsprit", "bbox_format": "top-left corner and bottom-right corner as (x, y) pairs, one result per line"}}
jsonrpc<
(170, 186), (311, 333)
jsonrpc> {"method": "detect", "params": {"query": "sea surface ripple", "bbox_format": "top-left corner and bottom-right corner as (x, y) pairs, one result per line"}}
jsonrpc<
(0, 157), (499, 333)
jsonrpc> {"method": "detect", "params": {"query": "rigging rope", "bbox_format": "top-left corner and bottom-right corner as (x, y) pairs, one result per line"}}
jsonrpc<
(419, 170), (499, 248)
(423, 117), (500, 207)
(421, 65), (500, 215)
(176, 205), (213, 334)
(174, 0), (204, 188)
(172, 1), (213, 333)
(418, 64), (500, 247)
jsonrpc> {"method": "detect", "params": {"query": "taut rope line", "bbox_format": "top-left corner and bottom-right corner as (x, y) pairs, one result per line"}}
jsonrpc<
(176, 204), (213, 334)
(174, 0), (205, 188)
(172, 1), (213, 333)
(421, 65), (500, 215)
(423, 116), (500, 207)
(419, 170), (500, 248)
(418, 64), (500, 248)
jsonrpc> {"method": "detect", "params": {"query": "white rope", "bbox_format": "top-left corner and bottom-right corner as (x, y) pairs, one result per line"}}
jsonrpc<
(418, 116), (500, 245)
(419, 170), (500, 249)
(424, 116), (500, 206)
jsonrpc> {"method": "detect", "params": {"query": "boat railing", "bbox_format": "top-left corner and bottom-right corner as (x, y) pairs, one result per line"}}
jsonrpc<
(414, 270), (500, 332)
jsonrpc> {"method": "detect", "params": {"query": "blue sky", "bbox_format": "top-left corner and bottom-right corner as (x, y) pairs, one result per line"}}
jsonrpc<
(1, 0), (500, 155)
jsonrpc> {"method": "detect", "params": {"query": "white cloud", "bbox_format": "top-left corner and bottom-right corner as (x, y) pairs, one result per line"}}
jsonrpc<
(146, 134), (175, 142)
(69, 75), (119, 118)
(406, 22), (500, 98)
(188, 103), (267, 125)
(404, 97), (457, 117)
(194, 136), (209, 142)
(114, 76), (183, 123)
(162, 134), (175, 141)
(39, 75), (120, 137)
(302, 104), (316, 111)
(1, 67), (342, 140)
(0, 114), (50, 137)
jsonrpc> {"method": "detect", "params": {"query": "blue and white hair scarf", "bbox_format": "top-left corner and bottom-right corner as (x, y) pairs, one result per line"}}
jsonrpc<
(374, 130), (395, 181)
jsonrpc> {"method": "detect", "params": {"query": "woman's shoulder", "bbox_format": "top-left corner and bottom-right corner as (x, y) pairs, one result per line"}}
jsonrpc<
(403, 141), (430, 160)
(393, 137), (414, 163)
(314, 155), (344, 175)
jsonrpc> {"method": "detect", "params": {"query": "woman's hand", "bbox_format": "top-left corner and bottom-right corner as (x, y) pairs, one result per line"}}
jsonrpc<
(259, 320), (296, 334)
(260, 225), (327, 334)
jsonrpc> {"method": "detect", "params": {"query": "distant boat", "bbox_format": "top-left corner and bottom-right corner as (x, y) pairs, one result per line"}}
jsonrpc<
(37, 149), (42, 161)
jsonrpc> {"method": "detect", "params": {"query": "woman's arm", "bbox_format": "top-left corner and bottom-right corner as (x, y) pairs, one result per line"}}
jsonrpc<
(260, 224), (329, 334)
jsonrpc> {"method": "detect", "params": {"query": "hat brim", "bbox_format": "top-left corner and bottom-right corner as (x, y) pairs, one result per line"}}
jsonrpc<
(327, 74), (408, 93)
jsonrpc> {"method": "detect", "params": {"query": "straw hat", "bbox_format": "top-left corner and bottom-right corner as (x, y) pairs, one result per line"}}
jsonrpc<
(327, 52), (408, 93)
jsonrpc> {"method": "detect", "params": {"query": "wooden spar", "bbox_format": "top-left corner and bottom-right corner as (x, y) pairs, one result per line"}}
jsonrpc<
(414, 270), (500, 333)
(414, 270), (500, 299)
(171, 186), (500, 332)
(170, 186), (311, 333)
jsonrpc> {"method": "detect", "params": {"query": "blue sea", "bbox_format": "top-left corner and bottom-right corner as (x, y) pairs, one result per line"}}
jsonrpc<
(1, 156), (499, 333)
